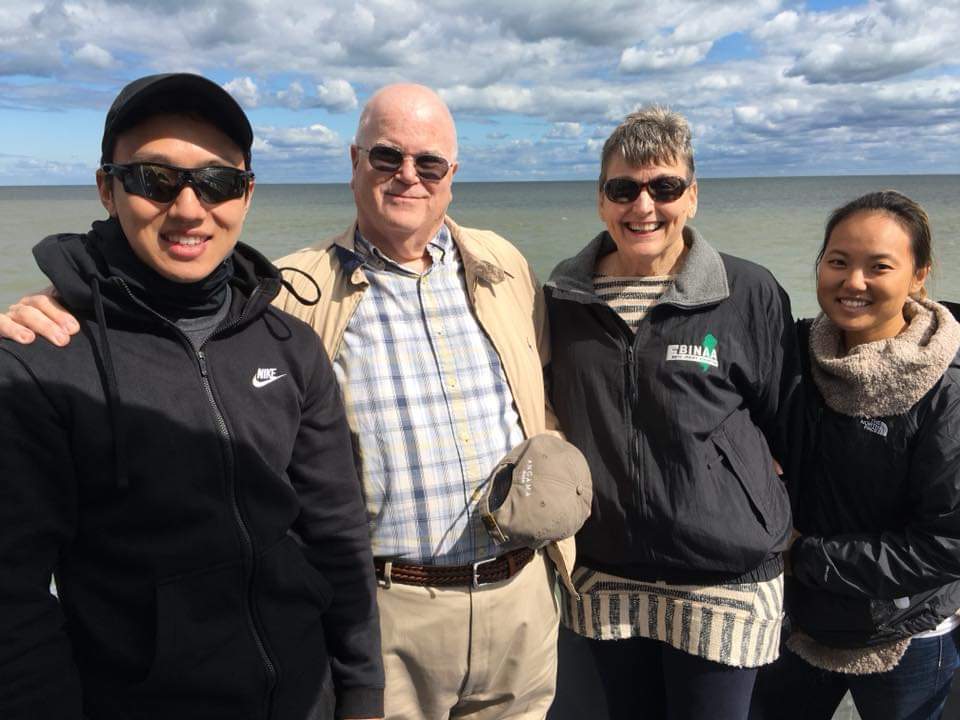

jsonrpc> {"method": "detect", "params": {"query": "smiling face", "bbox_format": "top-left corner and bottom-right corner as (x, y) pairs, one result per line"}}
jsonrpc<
(96, 113), (253, 283)
(350, 85), (458, 260)
(597, 154), (697, 277)
(817, 210), (929, 348)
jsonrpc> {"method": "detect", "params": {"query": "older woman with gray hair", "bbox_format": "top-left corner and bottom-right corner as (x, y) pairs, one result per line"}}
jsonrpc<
(544, 107), (798, 718)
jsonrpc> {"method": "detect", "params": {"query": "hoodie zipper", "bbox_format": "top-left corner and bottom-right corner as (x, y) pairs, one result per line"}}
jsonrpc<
(197, 347), (278, 703)
(116, 280), (278, 710)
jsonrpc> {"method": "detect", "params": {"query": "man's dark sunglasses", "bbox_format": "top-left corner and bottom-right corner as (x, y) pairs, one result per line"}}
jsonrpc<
(357, 144), (451, 181)
(602, 175), (691, 204)
(101, 162), (254, 204)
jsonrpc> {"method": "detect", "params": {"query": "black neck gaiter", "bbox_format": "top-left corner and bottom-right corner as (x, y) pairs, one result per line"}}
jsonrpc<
(90, 218), (233, 319)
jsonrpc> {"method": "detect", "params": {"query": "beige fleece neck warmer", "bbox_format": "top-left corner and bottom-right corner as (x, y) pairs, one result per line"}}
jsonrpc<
(809, 297), (960, 418)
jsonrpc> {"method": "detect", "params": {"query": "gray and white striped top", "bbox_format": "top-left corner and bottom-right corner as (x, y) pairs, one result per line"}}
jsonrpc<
(562, 569), (784, 667)
(593, 274), (674, 330)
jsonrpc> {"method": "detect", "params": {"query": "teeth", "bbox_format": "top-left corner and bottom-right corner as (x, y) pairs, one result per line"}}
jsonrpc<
(166, 235), (205, 246)
(626, 222), (661, 232)
(840, 298), (870, 308)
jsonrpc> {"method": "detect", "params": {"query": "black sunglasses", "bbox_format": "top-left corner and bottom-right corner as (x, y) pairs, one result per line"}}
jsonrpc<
(602, 175), (691, 204)
(101, 162), (254, 204)
(357, 144), (451, 181)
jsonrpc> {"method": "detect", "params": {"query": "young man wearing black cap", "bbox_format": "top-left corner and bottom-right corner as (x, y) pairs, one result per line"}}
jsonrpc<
(0, 74), (383, 720)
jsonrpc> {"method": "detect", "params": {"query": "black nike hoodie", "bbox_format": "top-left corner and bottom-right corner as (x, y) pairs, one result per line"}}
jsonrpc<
(0, 219), (383, 720)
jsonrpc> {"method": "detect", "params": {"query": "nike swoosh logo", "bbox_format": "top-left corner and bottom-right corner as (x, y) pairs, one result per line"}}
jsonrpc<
(252, 374), (287, 388)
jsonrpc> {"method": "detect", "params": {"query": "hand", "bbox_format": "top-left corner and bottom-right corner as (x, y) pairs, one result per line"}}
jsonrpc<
(1, 287), (78, 346)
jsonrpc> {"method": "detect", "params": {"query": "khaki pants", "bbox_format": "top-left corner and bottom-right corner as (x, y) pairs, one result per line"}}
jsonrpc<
(377, 550), (560, 720)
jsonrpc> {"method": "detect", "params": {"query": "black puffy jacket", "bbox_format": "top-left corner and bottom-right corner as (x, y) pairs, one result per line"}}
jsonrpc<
(789, 306), (960, 648)
(0, 220), (383, 720)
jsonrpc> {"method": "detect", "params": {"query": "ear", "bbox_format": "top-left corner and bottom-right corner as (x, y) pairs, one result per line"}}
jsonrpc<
(910, 264), (930, 297)
(242, 178), (255, 215)
(687, 180), (698, 219)
(96, 169), (118, 218)
(349, 144), (360, 191)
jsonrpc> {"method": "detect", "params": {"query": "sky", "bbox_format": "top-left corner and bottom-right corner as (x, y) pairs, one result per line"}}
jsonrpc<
(1, 0), (959, 184)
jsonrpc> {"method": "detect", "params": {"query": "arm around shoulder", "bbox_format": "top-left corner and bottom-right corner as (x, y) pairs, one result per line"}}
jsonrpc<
(0, 288), (79, 347)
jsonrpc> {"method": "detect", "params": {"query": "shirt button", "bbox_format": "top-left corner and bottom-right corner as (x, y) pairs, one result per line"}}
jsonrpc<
(448, 379), (458, 389)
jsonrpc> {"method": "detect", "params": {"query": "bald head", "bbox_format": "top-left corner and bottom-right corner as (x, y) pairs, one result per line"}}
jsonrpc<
(356, 83), (458, 160)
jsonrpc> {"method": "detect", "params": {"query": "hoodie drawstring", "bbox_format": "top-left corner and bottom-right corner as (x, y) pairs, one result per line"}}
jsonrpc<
(275, 267), (321, 306)
(91, 278), (129, 490)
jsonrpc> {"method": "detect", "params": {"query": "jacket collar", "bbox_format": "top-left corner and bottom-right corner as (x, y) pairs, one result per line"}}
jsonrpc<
(546, 224), (729, 308)
(332, 216), (512, 287)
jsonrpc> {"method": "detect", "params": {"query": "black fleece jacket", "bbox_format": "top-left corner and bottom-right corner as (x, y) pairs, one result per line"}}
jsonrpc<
(545, 228), (796, 585)
(0, 220), (383, 720)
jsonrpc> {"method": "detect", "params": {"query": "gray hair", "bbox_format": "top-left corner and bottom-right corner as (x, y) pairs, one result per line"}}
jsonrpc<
(599, 106), (695, 187)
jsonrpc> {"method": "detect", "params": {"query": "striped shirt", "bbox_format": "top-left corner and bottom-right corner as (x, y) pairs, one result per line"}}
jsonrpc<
(593, 274), (674, 330)
(334, 225), (524, 566)
(563, 568), (784, 667)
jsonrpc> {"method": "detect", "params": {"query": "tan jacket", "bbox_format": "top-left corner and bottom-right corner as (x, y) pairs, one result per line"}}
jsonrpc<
(272, 217), (576, 591)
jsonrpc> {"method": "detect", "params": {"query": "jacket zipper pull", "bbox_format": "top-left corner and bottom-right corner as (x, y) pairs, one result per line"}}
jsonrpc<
(197, 350), (209, 378)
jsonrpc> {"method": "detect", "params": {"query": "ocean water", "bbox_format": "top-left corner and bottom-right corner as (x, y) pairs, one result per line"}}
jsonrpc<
(2, 176), (959, 319)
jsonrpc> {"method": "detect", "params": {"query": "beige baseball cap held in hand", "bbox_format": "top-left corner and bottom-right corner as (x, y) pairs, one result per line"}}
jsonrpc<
(480, 434), (592, 548)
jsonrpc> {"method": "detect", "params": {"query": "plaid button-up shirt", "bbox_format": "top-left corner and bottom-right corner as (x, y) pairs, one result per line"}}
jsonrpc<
(333, 225), (524, 565)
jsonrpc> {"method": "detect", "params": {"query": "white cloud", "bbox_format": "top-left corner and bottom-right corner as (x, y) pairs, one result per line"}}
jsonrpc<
(256, 123), (342, 151)
(310, 79), (358, 112)
(275, 81), (305, 109)
(754, 0), (960, 84)
(224, 76), (260, 108)
(72, 42), (114, 69)
(620, 43), (712, 72)
(546, 122), (582, 139)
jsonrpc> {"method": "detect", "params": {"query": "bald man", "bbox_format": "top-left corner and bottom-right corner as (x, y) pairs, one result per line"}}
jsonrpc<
(272, 83), (575, 720)
(0, 83), (577, 719)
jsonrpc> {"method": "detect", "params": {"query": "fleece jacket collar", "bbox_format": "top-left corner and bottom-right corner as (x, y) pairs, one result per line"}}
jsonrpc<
(546, 225), (729, 308)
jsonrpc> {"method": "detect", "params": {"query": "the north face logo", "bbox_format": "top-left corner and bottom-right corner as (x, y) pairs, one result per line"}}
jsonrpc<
(665, 333), (719, 372)
(860, 419), (888, 437)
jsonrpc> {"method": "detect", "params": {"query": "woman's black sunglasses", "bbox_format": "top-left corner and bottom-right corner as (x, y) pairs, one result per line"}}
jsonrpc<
(602, 175), (691, 204)
(357, 144), (451, 181)
(101, 162), (254, 204)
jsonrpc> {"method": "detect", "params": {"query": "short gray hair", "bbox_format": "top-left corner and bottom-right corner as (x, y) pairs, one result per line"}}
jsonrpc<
(599, 106), (695, 188)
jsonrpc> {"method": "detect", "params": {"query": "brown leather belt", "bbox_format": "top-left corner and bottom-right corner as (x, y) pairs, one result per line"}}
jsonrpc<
(374, 547), (535, 588)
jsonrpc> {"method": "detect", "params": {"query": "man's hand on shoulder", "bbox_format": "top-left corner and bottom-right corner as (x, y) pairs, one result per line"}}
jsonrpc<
(0, 288), (78, 346)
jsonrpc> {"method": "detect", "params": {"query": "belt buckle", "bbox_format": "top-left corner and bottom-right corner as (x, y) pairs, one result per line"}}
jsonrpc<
(471, 555), (499, 589)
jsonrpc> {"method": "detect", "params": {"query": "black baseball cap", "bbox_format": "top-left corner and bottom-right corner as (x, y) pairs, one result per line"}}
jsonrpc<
(100, 73), (254, 167)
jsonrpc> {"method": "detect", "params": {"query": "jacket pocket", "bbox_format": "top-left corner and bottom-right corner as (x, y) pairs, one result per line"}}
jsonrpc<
(710, 408), (791, 536)
(693, 409), (791, 571)
(710, 425), (769, 532)
(254, 535), (333, 685)
(136, 561), (263, 699)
